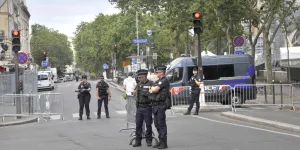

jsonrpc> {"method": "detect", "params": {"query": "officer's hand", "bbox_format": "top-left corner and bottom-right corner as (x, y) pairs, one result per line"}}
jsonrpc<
(108, 96), (111, 101)
(97, 96), (100, 100)
(132, 90), (136, 95)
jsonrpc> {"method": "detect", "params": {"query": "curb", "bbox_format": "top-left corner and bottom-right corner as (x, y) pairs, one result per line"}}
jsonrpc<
(172, 106), (232, 113)
(221, 112), (300, 133)
(107, 81), (125, 92)
(0, 117), (39, 127)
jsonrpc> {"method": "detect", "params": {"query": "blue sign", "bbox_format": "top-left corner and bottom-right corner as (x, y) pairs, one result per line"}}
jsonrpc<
(233, 36), (245, 47)
(17, 52), (28, 64)
(41, 61), (48, 67)
(103, 63), (109, 69)
(132, 39), (150, 44)
(234, 50), (244, 54)
(132, 58), (136, 65)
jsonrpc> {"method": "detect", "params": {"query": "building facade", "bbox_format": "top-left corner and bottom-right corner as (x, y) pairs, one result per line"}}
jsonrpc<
(0, 0), (30, 71)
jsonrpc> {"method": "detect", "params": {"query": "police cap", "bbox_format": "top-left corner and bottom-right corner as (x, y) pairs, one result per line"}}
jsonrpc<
(82, 75), (87, 79)
(154, 65), (167, 71)
(193, 68), (198, 71)
(137, 69), (148, 76)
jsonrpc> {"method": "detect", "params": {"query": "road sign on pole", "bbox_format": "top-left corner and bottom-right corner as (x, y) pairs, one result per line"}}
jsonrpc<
(233, 36), (245, 47)
(41, 61), (48, 67)
(103, 63), (109, 69)
(132, 39), (150, 44)
(147, 30), (152, 36)
(17, 52), (28, 64)
(234, 47), (244, 54)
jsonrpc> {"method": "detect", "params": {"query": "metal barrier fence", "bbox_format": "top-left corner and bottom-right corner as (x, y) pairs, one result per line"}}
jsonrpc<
(0, 70), (38, 96)
(0, 93), (64, 122)
(232, 83), (294, 112)
(170, 85), (233, 112)
(119, 95), (158, 146)
(292, 83), (300, 109)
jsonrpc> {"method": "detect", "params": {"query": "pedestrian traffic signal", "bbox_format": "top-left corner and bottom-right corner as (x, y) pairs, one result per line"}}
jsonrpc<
(192, 11), (203, 34)
(11, 29), (21, 53)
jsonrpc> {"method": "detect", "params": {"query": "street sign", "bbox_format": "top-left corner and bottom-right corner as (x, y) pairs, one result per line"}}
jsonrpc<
(132, 58), (136, 65)
(150, 43), (155, 49)
(233, 36), (245, 47)
(132, 38), (150, 44)
(17, 52), (28, 64)
(41, 61), (48, 67)
(147, 30), (152, 36)
(103, 63), (109, 69)
(153, 53), (157, 59)
(234, 47), (244, 54)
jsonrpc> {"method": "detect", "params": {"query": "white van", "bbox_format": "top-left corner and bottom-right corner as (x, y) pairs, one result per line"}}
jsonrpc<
(38, 72), (54, 90)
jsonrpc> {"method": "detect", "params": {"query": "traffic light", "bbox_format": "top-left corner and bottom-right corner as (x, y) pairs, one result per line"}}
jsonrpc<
(11, 29), (21, 53)
(114, 44), (118, 52)
(43, 51), (47, 61)
(192, 11), (203, 34)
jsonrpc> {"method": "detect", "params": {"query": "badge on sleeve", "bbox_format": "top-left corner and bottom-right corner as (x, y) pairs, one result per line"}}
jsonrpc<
(158, 81), (162, 85)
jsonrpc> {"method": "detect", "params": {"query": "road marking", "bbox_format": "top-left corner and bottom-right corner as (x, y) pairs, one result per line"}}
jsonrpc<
(191, 115), (300, 138)
(50, 115), (62, 120)
(93, 112), (106, 116)
(116, 110), (127, 115)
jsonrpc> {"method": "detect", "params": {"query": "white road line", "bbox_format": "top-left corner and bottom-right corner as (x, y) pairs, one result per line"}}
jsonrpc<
(191, 115), (300, 138)
(93, 112), (106, 116)
(116, 110), (127, 115)
(50, 115), (61, 120)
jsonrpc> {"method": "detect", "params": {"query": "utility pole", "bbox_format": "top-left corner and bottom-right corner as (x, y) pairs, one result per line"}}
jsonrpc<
(136, 10), (140, 70)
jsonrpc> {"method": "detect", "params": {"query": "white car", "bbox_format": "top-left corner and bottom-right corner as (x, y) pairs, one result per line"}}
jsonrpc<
(38, 73), (54, 90)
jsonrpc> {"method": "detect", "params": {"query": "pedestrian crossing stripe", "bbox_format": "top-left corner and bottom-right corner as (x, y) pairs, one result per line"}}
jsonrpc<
(116, 110), (127, 115)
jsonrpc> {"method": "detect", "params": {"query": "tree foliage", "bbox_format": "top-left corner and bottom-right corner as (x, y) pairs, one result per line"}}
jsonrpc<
(30, 24), (74, 70)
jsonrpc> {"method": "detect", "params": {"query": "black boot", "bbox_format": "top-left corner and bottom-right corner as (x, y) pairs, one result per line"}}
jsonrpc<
(78, 116), (82, 120)
(184, 110), (191, 115)
(97, 115), (100, 119)
(132, 140), (141, 147)
(153, 140), (161, 148)
(106, 113), (110, 118)
(193, 110), (199, 115)
(87, 115), (91, 120)
(158, 140), (168, 149)
(146, 139), (152, 146)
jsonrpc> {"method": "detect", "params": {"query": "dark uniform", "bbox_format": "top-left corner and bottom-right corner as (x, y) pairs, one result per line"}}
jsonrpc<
(185, 70), (201, 115)
(133, 69), (154, 147)
(151, 65), (170, 149)
(77, 75), (92, 120)
(96, 79), (110, 119)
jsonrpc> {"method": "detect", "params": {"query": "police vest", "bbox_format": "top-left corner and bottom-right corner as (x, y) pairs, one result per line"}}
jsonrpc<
(153, 77), (170, 104)
(98, 82), (108, 96)
(137, 80), (153, 106)
(190, 76), (200, 91)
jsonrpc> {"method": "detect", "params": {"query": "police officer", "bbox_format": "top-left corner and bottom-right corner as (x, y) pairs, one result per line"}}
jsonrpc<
(133, 69), (154, 147)
(184, 68), (201, 115)
(75, 75), (92, 120)
(96, 75), (111, 119)
(149, 65), (170, 149)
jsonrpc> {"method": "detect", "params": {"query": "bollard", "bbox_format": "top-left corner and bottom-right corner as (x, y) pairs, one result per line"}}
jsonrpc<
(264, 85), (268, 104)
(272, 80), (275, 104)
(280, 81), (283, 108)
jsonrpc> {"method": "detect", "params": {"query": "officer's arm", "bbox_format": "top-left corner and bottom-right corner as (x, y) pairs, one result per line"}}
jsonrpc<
(195, 78), (201, 86)
(107, 88), (111, 97)
(85, 83), (91, 92)
(96, 83), (99, 98)
(76, 83), (81, 92)
(150, 80), (167, 93)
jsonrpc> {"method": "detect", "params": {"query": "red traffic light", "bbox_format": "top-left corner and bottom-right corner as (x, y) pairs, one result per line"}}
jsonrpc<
(193, 12), (201, 19)
(43, 52), (46, 55)
(114, 44), (117, 48)
(12, 30), (20, 37)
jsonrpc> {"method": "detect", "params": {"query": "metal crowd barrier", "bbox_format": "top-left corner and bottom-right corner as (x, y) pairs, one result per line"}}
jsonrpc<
(0, 93), (64, 122)
(232, 83), (295, 112)
(119, 95), (158, 146)
(170, 85), (233, 112)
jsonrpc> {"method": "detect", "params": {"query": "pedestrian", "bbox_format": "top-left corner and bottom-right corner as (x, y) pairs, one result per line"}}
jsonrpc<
(132, 69), (154, 147)
(184, 68), (201, 115)
(123, 72), (137, 98)
(96, 75), (111, 119)
(75, 75), (91, 120)
(149, 65), (170, 149)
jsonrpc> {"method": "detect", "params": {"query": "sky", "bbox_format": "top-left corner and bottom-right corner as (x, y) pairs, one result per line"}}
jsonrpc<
(27, 0), (120, 38)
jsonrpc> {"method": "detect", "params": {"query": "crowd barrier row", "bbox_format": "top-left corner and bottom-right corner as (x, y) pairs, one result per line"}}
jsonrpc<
(0, 93), (64, 122)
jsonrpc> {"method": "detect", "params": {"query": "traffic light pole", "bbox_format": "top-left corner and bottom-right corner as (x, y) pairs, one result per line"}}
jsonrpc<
(14, 52), (21, 119)
(197, 33), (204, 80)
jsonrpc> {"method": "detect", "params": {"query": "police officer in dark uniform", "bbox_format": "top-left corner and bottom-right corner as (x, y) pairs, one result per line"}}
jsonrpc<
(133, 69), (154, 147)
(149, 65), (170, 149)
(75, 75), (92, 120)
(184, 68), (201, 115)
(96, 75), (111, 119)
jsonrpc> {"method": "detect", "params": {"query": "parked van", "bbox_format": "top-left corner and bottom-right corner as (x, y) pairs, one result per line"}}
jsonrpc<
(166, 54), (256, 106)
(38, 72), (54, 90)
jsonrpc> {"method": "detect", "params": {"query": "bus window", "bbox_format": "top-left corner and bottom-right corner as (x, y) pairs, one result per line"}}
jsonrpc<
(218, 64), (235, 78)
(203, 65), (218, 80)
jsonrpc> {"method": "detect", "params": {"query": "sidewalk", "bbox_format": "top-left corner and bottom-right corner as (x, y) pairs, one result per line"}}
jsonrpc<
(221, 108), (300, 133)
(106, 80), (125, 92)
(0, 116), (38, 127)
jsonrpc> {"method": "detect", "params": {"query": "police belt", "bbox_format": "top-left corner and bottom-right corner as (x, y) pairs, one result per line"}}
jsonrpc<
(191, 87), (200, 91)
(137, 102), (152, 108)
(152, 101), (165, 106)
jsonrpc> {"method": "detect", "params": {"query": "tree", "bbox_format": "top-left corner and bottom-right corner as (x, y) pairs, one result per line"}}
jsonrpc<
(30, 24), (73, 69)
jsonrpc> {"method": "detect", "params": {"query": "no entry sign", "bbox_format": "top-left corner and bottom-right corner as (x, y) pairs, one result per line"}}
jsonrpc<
(17, 52), (28, 64)
(233, 36), (245, 47)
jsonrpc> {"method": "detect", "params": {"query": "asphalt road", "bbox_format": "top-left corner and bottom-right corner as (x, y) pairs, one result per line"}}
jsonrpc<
(1, 80), (300, 150)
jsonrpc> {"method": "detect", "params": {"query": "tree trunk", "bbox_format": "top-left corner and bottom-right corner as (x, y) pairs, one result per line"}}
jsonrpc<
(263, 29), (273, 84)
(169, 30), (173, 59)
(226, 28), (232, 54)
(174, 32), (180, 58)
